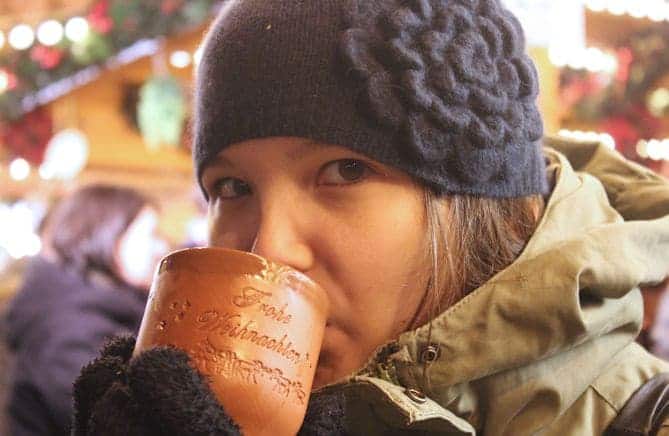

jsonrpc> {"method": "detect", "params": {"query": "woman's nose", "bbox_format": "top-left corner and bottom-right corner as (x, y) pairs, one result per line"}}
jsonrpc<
(249, 203), (315, 273)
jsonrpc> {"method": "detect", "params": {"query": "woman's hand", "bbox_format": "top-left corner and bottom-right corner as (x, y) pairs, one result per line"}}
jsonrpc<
(72, 336), (241, 436)
(73, 336), (347, 435)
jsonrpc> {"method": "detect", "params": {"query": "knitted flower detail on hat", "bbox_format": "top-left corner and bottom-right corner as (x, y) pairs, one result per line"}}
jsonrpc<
(341, 0), (544, 184)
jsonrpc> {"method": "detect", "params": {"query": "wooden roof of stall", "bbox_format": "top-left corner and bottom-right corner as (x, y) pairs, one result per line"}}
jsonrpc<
(585, 8), (669, 47)
(0, 0), (92, 28)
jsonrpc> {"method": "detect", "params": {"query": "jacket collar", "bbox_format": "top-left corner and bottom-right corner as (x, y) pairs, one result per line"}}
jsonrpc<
(344, 143), (669, 431)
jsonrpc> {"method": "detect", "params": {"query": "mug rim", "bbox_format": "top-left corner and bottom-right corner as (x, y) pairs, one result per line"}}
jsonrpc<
(156, 247), (329, 313)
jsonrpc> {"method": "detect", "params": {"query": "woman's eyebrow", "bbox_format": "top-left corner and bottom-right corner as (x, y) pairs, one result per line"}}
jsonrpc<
(211, 140), (336, 168)
(208, 155), (235, 169)
(284, 141), (333, 162)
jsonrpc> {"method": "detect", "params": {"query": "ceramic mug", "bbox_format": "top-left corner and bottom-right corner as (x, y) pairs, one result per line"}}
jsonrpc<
(133, 247), (329, 436)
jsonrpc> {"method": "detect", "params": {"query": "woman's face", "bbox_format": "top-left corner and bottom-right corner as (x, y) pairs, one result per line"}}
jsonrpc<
(201, 137), (431, 387)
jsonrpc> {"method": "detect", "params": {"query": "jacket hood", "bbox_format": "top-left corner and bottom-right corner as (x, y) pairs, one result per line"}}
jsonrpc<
(354, 137), (669, 432)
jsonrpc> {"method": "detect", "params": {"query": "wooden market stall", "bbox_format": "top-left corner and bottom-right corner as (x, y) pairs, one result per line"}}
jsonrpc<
(0, 1), (214, 247)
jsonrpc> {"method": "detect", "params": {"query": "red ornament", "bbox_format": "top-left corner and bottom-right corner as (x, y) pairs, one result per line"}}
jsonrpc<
(600, 105), (661, 157)
(30, 46), (64, 70)
(0, 108), (53, 165)
(600, 116), (640, 151)
(88, 0), (113, 34)
(559, 73), (607, 109)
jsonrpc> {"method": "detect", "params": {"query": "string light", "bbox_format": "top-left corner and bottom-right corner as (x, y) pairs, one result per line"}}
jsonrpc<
(558, 130), (616, 149)
(649, 1), (669, 21)
(586, 0), (669, 22)
(637, 139), (669, 161)
(648, 88), (669, 117)
(65, 17), (89, 42)
(9, 24), (35, 50)
(648, 140), (665, 160)
(549, 46), (617, 74)
(627, 2), (646, 18)
(170, 50), (191, 69)
(606, 0), (627, 16)
(37, 20), (64, 46)
(586, 0), (607, 12)
(637, 140), (647, 158)
(9, 158), (31, 181)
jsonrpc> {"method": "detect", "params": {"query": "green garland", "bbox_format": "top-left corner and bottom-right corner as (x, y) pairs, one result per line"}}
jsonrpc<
(0, 0), (216, 122)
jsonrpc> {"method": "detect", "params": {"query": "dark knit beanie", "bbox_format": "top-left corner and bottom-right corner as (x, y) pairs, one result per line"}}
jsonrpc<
(194, 0), (548, 198)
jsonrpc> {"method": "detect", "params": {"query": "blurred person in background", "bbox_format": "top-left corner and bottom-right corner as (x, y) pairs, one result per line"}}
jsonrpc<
(2, 184), (168, 436)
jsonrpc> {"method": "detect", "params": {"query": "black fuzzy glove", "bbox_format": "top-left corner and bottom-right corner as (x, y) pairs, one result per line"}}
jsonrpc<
(72, 335), (241, 436)
(72, 336), (347, 436)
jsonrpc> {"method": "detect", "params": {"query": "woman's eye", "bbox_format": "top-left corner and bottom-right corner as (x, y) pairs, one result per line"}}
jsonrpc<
(318, 159), (371, 186)
(212, 178), (252, 199)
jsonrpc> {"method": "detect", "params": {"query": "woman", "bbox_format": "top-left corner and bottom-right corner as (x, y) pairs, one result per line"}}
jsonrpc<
(72, 0), (669, 434)
(4, 184), (168, 436)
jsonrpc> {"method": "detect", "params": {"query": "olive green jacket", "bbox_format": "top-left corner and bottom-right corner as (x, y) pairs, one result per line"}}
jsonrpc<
(318, 137), (669, 435)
